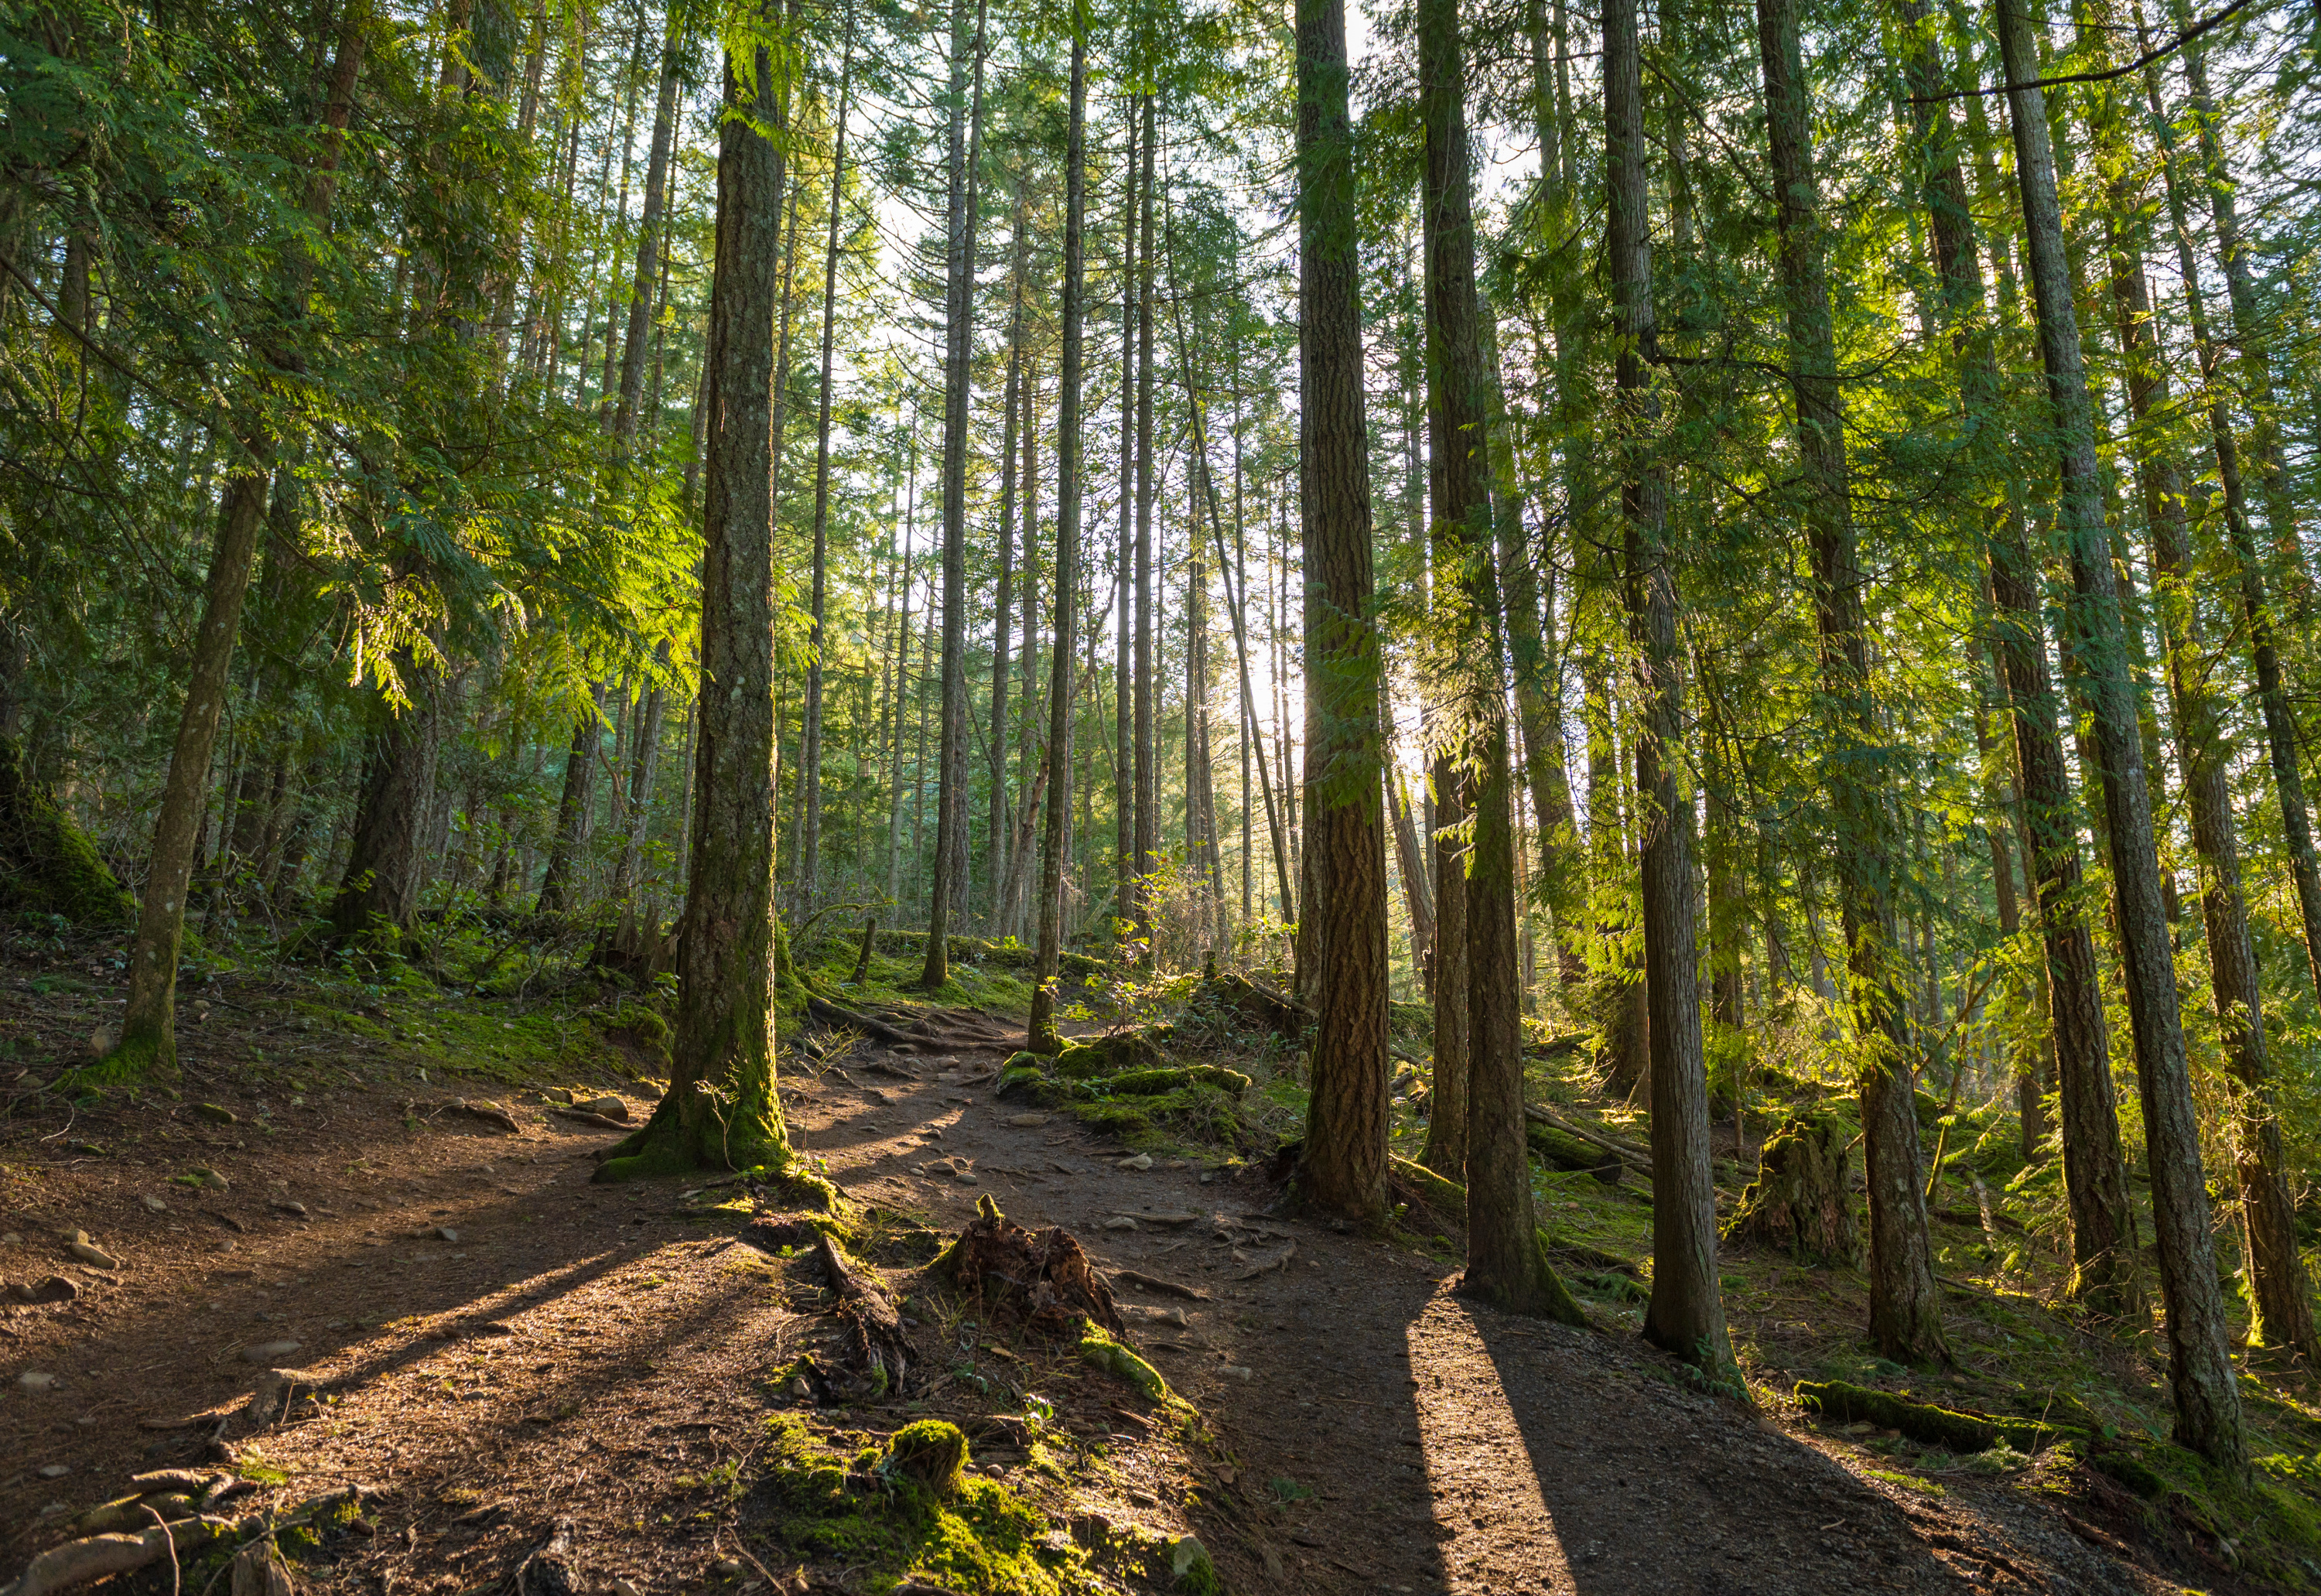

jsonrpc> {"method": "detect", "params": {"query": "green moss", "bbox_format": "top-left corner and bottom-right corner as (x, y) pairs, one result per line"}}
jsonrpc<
(754, 1413), (1106, 1593)
(1077, 1323), (1175, 1406)
(0, 733), (134, 924)
(883, 1420), (970, 1495)
(1107, 1065), (1251, 1096)
(1794, 1380), (2076, 1453)
(1055, 1044), (1111, 1079)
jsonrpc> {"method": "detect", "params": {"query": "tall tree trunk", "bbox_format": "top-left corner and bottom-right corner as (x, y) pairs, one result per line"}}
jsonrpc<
(989, 195), (1024, 925)
(798, 15), (853, 924)
(1131, 92), (1159, 962)
(1605, 0), (1729, 1368)
(2114, 215), (2321, 1370)
(1759, 0), (1945, 1362)
(116, 8), (369, 1071)
(1414, 0), (1578, 1320)
(1115, 97), (1140, 948)
(613, 5), (681, 449)
(2134, 11), (2321, 1001)
(1294, 0), (1391, 1225)
(1893, 0), (2138, 1314)
(886, 443), (918, 907)
(536, 686), (603, 914)
(921, 0), (989, 988)
(1027, 30), (1088, 1053)
(2115, 19), (2319, 1368)
(1996, 0), (2243, 1471)
(598, 11), (796, 1183)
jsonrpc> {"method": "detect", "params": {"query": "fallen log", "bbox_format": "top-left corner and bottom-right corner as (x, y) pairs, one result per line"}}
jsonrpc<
(1793, 1380), (2075, 1453)
(1522, 1104), (1649, 1168)
(1526, 1123), (1624, 1185)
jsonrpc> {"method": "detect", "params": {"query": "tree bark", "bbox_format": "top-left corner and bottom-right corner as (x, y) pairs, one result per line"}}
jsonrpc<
(1758, 0), (1944, 1363)
(1027, 29), (1087, 1054)
(921, 0), (989, 988)
(1893, 0), (2138, 1315)
(1115, 97), (1140, 948)
(1131, 91), (1159, 962)
(598, 15), (796, 1181)
(118, 6), (369, 1070)
(1605, 0), (1729, 1369)
(1294, 0), (1391, 1225)
(1997, 0), (2242, 1471)
(798, 16), (853, 924)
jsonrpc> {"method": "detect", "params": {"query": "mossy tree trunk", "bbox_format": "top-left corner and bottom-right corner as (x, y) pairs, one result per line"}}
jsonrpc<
(598, 15), (795, 1182)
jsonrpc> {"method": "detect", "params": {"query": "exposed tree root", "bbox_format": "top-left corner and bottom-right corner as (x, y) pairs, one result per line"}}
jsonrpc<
(1111, 1269), (1208, 1301)
(444, 1099), (521, 1134)
(812, 1229), (911, 1399)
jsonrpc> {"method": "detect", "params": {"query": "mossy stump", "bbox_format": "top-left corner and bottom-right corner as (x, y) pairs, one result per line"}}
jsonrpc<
(880, 1419), (969, 1496)
(1726, 1110), (1858, 1267)
(0, 733), (133, 924)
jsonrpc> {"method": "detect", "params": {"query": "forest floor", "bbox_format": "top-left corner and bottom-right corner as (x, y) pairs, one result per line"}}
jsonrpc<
(2, 920), (2319, 1594)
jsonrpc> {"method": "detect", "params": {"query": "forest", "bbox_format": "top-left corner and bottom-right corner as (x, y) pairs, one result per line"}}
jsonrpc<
(10, 0), (2321, 1586)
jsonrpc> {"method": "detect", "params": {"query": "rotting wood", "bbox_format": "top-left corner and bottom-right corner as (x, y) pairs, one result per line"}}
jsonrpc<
(945, 1196), (1126, 1334)
(812, 1229), (912, 1396)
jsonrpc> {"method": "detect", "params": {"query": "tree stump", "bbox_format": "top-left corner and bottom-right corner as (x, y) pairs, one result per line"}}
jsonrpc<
(1725, 1111), (1859, 1267)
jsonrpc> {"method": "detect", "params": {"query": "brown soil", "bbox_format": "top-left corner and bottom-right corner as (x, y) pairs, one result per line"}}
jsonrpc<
(0, 952), (2221, 1594)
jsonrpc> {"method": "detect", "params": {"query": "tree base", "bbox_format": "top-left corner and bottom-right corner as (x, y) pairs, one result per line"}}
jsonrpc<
(590, 1094), (829, 1196)
(56, 1025), (173, 1094)
(1454, 1230), (1587, 1328)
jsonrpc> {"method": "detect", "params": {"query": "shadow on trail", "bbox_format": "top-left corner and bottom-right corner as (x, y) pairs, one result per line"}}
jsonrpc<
(1461, 1300), (1977, 1596)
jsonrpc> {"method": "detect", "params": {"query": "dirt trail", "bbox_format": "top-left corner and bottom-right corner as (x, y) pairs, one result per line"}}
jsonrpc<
(790, 1037), (2176, 1596)
(0, 1008), (2185, 1596)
